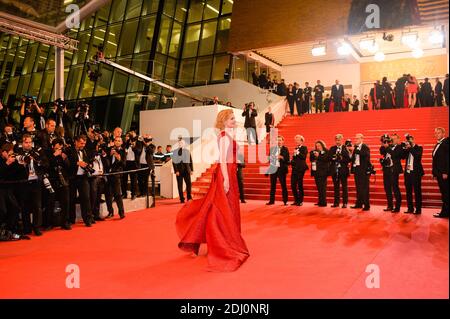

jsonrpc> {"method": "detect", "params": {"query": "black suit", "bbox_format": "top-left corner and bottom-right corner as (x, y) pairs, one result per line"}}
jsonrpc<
(242, 107), (258, 145)
(47, 151), (71, 227)
(295, 87), (303, 115)
(291, 145), (308, 204)
(310, 149), (330, 206)
(435, 81), (443, 106)
(107, 148), (126, 217)
(351, 143), (371, 208)
(444, 77), (449, 106)
(302, 86), (312, 114)
(421, 82), (434, 106)
(432, 137), (449, 216)
(267, 145), (289, 204)
(380, 144), (403, 209)
(395, 76), (408, 108)
(172, 147), (193, 202)
(329, 145), (351, 206)
(314, 84), (325, 113)
(403, 144), (424, 212)
(382, 82), (394, 109)
(286, 88), (296, 115)
(0, 158), (23, 233)
(264, 112), (274, 134)
(137, 141), (155, 198)
(331, 84), (345, 112)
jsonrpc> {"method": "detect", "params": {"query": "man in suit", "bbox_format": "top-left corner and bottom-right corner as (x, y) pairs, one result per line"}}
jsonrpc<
(67, 135), (94, 227)
(137, 134), (155, 198)
(266, 136), (289, 206)
(380, 134), (403, 212)
(242, 102), (258, 145)
(295, 82), (303, 116)
(444, 74), (449, 106)
(290, 135), (308, 206)
(370, 80), (383, 110)
(329, 134), (351, 208)
(349, 133), (371, 211)
(314, 80), (325, 113)
(264, 106), (274, 141)
(402, 135), (424, 214)
(434, 77), (443, 106)
(421, 78), (434, 107)
(36, 119), (59, 154)
(303, 82), (312, 114)
(172, 137), (193, 203)
(331, 80), (345, 112)
(106, 137), (126, 219)
(237, 152), (246, 203)
(381, 77), (394, 109)
(395, 74), (409, 108)
(432, 127), (449, 218)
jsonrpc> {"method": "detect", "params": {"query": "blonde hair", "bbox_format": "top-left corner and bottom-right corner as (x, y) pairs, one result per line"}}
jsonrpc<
(215, 109), (234, 130)
(335, 134), (343, 140)
(435, 127), (446, 134)
(295, 134), (304, 142)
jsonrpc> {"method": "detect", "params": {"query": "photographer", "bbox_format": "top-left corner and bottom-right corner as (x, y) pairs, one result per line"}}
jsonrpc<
(137, 134), (155, 198)
(290, 135), (308, 206)
(379, 133), (403, 213)
(67, 135), (93, 227)
(74, 102), (91, 137)
(16, 134), (50, 236)
(37, 119), (59, 154)
(20, 96), (44, 129)
(0, 124), (19, 147)
(47, 139), (72, 230)
(106, 137), (125, 219)
(349, 133), (371, 211)
(242, 102), (258, 145)
(329, 134), (351, 208)
(48, 98), (68, 129)
(402, 134), (423, 214)
(89, 142), (109, 222)
(122, 130), (139, 200)
(21, 116), (40, 147)
(310, 140), (330, 207)
(0, 143), (23, 235)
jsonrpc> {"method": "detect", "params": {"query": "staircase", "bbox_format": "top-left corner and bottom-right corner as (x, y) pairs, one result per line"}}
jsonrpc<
(192, 107), (449, 208)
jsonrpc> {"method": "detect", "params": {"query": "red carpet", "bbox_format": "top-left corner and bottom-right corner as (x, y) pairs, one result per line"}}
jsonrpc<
(193, 107), (449, 208)
(0, 199), (447, 299)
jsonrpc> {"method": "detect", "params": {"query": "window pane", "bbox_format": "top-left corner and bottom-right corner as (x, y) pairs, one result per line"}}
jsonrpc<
(169, 21), (182, 57)
(153, 54), (167, 79)
(28, 72), (43, 98)
(110, 69), (128, 94)
(182, 24), (201, 58)
(221, 0), (233, 15)
(5, 76), (19, 101)
(22, 44), (38, 75)
(95, 5), (111, 27)
(175, 0), (188, 22)
(46, 47), (56, 70)
(163, 0), (176, 17)
(216, 18), (230, 53)
(164, 57), (178, 83)
(34, 44), (50, 72)
(132, 52), (151, 74)
(126, 0), (143, 20)
(87, 29), (105, 63)
(188, 0), (204, 23)
(65, 66), (83, 100)
(179, 58), (195, 86)
(142, 0), (160, 15)
(73, 31), (91, 65)
(118, 19), (138, 56)
(80, 15), (94, 31)
(199, 21), (217, 56)
(1, 50), (15, 79)
(17, 74), (31, 97)
(195, 56), (212, 84)
(204, 0), (220, 19)
(80, 69), (95, 98)
(104, 24), (122, 58)
(14, 48), (27, 76)
(40, 71), (55, 103)
(94, 64), (113, 96)
(127, 77), (145, 92)
(110, 0), (127, 23)
(211, 54), (230, 81)
(135, 16), (156, 53)
(157, 16), (172, 54)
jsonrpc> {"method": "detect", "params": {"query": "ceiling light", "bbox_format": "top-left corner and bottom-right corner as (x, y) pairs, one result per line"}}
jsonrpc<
(429, 29), (444, 45)
(374, 51), (385, 62)
(412, 47), (424, 58)
(402, 31), (419, 48)
(337, 43), (352, 55)
(312, 44), (326, 56)
(359, 37), (375, 50)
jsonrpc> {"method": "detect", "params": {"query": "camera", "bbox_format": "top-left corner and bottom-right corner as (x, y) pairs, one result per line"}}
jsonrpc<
(331, 153), (342, 161)
(380, 134), (392, 144)
(22, 95), (36, 106)
(77, 102), (89, 118)
(401, 134), (414, 148)
(56, 166), (69, 187)
(366, 162), (376, 175)
(380, 157), (392, 167)
(344, 139), (352, 148)
(144, 137), (153, 143)
(83, 164), (96, 177)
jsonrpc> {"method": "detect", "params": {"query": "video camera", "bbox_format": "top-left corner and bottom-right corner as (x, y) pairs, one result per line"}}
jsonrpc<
(401, 133), (414, 148)
(380, 134), (392, 144)
(344, 139), (352, 148)
(22, 95), (36, 106)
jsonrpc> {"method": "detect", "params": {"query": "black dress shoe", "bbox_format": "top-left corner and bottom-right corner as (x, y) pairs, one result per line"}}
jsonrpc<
(266, 202), (274, 205)
(33, 228), (42, 236)
(383, 207), (393, 211)
(240, 200), (247, 203)
(350, 205), (362, 209)
(404, 210), (413, 214)
(84, 222), (92, 227)
(318, 204), (327, 207)
(180, 200), (185, 203)
(291, 202), (299, 206)
(61, 224), (72, 230)
(331, 204), (339, 208)
(342, 204), (347, 208)
(362, 206), (370, 211)
(44, 225), (54, 231)
(106, 212), (114, 218)
(94, 216), (105, 221)
(414, 211), (422, 215)
(314, 203), (319, 206)
(283, 202), (288, 206)
(119, 214), (125, 219)
(392, 208), (400, 213)
(433, 212), (449, 218)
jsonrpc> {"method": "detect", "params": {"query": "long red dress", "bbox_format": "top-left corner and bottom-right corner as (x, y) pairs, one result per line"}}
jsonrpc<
(175, 131), (249, 272)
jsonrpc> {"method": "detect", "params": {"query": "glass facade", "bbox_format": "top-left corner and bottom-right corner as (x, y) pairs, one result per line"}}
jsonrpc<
(0, 0), (233, 131)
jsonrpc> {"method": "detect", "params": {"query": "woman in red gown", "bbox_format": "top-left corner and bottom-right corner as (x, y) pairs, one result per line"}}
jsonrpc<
(176, 109), (250, 272)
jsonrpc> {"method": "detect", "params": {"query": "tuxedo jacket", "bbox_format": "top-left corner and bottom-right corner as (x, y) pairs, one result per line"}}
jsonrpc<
(242, 108), (257, 128)
(351, 143), (371, 174)
(264, 112), (274, 126)
(432, 137), (449, 177)
(380, 144), (404, 175)
(268, 145), (290, 175)
(403, 144), (424, 176)
(329, 145), (351, 176)
(291, 145), (308, 173)
(309, 149), (330, 177)
(314, 85), (324, 97)
(172, 147), (193, 174)
(331, 84), (344, 99)
(66, 146), (93, 177)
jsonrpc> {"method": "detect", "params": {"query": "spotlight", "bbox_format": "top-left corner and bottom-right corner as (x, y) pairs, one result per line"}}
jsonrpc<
(337, 43), (352, 56)
(312, 44), (326, 56)
(374, 51), (385, 62)
(402, 31), (419, 48)
(429, 29), (444, 45)
(359, 37), (379, 53)
(412, 47), (424, 58)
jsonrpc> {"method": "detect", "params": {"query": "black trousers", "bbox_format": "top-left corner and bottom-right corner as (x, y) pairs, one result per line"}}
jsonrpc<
(332, 173), (348, 205)
(245, 127), (258, 145)
(436, 174), (449, 215)
(21, 180), (42, 231)
(404, 171), (422, 212)
(122, 161), (138, 197)
(138, 164), (149, 196)
(315, 96), (323, 113)
(334, 98), (342, 112)
(354, 170), (370, 208)
(269, 171), (288, 203)
(395, 89), (405, 108)
(383, 168), (402, 209)
(291, 170), (305, 204)
(237, 166), (245, 201)
(314, 175), (328, 206)
(46, 185), (70, 226)
(177, 171), (192, 201)
(295, 99), (302, 115)
(302, 98), (311, 114)
(106, 175), (124, 216)
(69, 175), (92, 224)
(435, 94), (443, 106)
(0, 188), (20, 232)
(287, 98), (295, 115)
(90, 176), (105, 218)
(445, 94), (449, 107)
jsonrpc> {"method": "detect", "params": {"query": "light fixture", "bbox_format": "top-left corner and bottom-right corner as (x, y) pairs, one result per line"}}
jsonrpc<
(402, 31), (419, 48)
(359, 37), (378, 52)
(312, 43), (326, 56)
(412, 47), (424, 58)
(429, 29), (444, 45)
(337, 42), (352, 56)
(374, 51), (385, 62)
